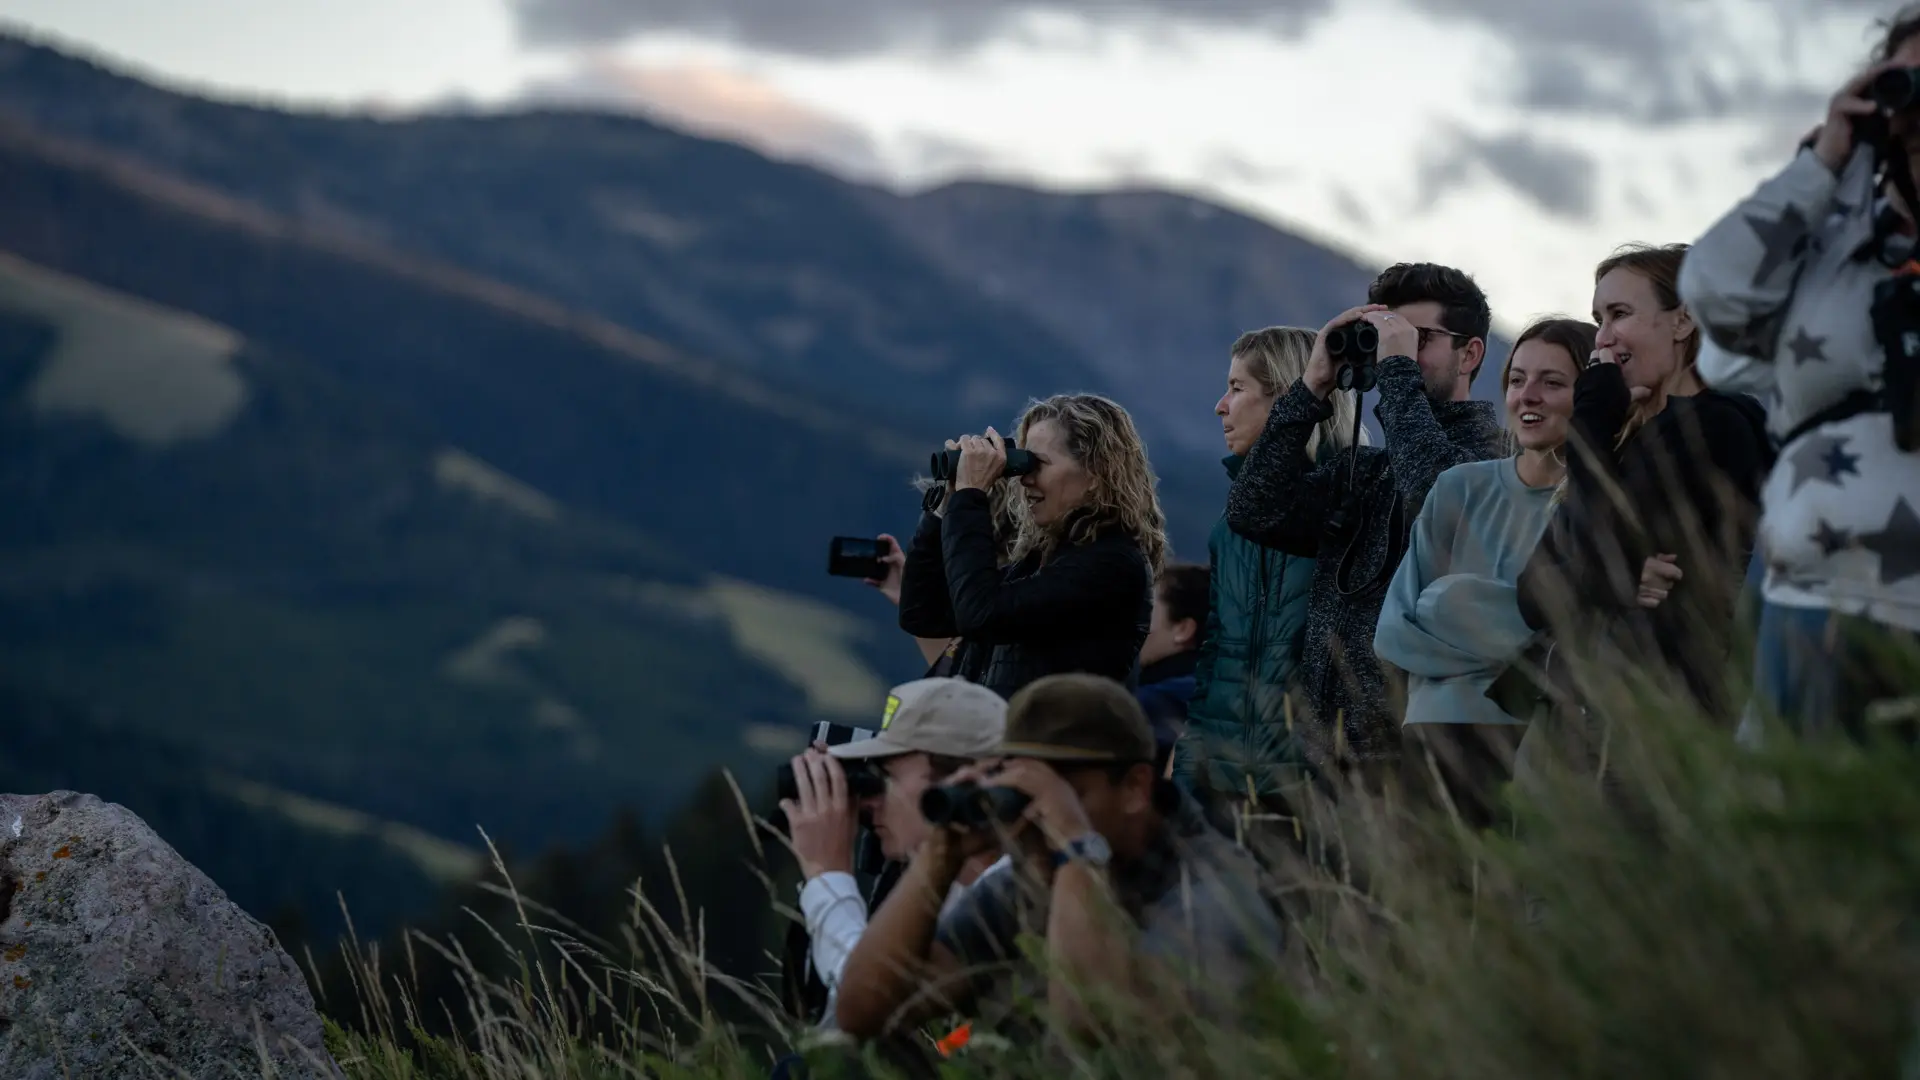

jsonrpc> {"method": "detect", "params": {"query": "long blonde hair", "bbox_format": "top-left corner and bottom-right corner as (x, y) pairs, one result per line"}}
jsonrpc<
(1230, 327), (1363, 458)
(1010, 394), (1170, 576)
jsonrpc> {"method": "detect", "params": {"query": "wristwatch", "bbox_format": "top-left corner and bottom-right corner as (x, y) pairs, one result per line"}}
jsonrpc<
(1050, 833), (1112, 869)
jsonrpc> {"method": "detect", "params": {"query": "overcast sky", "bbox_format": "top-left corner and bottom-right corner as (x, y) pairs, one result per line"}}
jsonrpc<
(0, 0), (1895, 332)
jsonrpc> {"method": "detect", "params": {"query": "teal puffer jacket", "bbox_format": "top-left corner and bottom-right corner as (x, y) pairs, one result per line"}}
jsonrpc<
(1173, 456), (1317, 798)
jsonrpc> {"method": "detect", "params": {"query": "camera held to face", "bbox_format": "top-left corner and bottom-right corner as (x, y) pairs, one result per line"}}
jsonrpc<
(1852, 67), (1920, 150)
(1325, 320), (1381, 393)
(774, 721), (889, 805)
(930, 444), (1038, 483)
(919, 782), (1031, 830)
(1872, 66), (1920, 115)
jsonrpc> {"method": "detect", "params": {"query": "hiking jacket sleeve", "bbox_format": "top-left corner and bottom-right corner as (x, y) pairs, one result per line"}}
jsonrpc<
(898, 509), (959, 639)
(1374, 354), (1485, 515)
(940, 488), (1149, 644)
(1225, 380), (1345, 557)
(1680, 145), (1846, 363)
(1375, 470), (1533, 678)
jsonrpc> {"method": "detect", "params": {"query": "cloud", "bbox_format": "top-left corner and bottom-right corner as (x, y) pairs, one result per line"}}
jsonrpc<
(1330, 185), (1373, 230)
(507, 0), (1871, 129)
(1200, 147), (1291, 187)
(1510, 46), (1831, 125)
(520, 53), (888, 175)
(896, 131), (1005, 176)
(1462, 0), (1873, 124)
(508, 0), (1332, 56)
(1418, 128), (1599, 220)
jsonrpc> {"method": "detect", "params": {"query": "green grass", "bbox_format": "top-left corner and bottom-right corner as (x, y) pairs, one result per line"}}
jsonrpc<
(4, 588), (813, 848)
(295, 643), (1920, 1079)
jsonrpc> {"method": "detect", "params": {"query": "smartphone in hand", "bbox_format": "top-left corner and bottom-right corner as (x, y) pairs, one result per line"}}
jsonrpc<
(827, 537), (887, 580)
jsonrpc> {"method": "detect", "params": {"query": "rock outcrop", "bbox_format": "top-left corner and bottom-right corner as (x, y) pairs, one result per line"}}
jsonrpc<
(0, 791), (338, 1078)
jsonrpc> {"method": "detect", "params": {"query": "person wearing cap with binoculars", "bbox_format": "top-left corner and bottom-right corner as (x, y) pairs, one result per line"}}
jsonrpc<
(834, 673), (1281, 1048)
(782, 678), (1012, 1031)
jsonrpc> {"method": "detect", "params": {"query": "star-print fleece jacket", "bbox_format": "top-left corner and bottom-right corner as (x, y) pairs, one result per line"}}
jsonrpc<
(1682, 143), (1920, 634)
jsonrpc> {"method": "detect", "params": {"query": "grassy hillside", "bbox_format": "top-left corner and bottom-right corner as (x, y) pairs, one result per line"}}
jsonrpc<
(0, 248), (891, 935)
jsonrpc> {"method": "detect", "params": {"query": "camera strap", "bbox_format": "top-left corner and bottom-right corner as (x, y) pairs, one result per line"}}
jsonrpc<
(1873, 135), (1920, 267)
(1779, 388), (1886, 449)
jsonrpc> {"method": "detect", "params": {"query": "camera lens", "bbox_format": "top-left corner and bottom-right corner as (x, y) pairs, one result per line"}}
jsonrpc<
(1353, 323), (1379, 352)
(1872, 67), (1920, 112)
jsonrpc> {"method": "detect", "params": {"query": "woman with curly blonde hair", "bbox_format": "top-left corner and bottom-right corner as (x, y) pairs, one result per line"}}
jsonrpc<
(900, 393), (1167, 700)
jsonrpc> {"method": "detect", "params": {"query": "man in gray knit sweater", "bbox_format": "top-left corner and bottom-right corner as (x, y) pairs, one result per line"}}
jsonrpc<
(1226, 263), (1506, 783)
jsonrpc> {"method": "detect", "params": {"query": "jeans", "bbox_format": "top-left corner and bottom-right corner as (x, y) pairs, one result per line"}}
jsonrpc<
(1750, 600), (1920, 741)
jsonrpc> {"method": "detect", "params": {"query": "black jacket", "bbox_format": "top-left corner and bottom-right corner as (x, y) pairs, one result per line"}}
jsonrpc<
(1225, 358), (1506, 768)
(899, 488), (1152, 701)
(1517, 364), (1772, 723)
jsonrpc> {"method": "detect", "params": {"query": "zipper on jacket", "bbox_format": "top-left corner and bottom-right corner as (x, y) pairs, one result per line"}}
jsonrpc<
(1242, 542), (1270, 782)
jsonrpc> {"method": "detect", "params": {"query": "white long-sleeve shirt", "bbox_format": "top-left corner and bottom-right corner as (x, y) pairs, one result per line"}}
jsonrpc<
(799, 855), (1011, 1029)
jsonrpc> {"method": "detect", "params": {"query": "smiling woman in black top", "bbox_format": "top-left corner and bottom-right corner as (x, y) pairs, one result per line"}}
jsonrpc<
(899, 394), (1168, 702)
(1516, 244), (1772, 741)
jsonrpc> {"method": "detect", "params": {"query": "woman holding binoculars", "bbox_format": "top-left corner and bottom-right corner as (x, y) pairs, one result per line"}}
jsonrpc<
(898, 394), (1169, 701)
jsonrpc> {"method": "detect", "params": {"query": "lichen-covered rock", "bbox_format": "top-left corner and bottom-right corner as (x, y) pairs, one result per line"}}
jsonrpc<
(0, 791), (339, 1078)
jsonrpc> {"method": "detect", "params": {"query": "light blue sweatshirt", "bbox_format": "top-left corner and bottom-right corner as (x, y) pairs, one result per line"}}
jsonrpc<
(1374, 457), (1556, 726)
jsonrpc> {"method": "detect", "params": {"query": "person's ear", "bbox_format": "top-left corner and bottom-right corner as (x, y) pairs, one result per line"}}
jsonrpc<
(1673, 307), (1697, 347)
(1462, 337), (1486, 380)
(1173, 617), (1199, 650)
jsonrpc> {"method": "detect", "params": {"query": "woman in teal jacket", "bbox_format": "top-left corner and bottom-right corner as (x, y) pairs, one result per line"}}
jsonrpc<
(1174, 327), (1360, 821)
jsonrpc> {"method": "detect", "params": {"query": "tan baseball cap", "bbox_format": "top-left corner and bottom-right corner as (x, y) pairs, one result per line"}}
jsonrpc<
(828, 678), (1007, 761)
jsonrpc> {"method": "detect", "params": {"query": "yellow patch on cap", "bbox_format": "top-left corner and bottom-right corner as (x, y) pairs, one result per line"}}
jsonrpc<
(881, 695), (902, 730)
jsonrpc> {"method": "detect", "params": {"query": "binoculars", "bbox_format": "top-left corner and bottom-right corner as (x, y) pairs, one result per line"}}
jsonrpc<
(919, 783), (1031, 829)
(1325, 320), (1380, 393)
(930, 444), (1038, 483)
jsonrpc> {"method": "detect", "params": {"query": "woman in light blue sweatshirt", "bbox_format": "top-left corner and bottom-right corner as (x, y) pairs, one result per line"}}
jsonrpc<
(1375, 316), (1594, 827)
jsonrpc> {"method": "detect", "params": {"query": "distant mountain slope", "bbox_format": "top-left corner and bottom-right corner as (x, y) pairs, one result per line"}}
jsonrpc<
(0, 35), (1121, 453)
(0, 182), (895, 856)
(869, 183), (1380, 453)
(873, 182), (1514, 450)
(0, 32), (1493, 548)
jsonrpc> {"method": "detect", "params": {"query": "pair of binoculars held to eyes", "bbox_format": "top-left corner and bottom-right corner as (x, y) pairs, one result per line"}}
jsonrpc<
(919, 783), (1031, 829)
(930, 444), (1038, 483)
(1325, 320), (1380, 393)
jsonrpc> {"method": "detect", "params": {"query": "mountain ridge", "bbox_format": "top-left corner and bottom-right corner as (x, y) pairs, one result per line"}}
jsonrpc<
(0, 31), (1513, 945)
